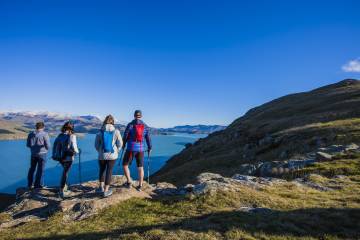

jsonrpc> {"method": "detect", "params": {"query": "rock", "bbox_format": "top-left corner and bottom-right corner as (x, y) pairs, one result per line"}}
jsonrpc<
(333, 175), (348, 179)
(316, 152), (333, 161)
(258, 161), (286, 177)
(196, 173), (224, 183)
(152, 182), (178, 196)
(238, 163), (257, 175)
(237, 207), (272, 214)
(1, 176), (153, 229)
(232, 174), (257, 182)
(286, 159), (315, 170)
(345, 143), (359, 151)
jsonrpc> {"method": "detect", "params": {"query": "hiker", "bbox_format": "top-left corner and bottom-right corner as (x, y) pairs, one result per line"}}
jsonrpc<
(52, 121), (79, 198)
(122, 110), (152, 191)
(95, 115), (123, 197)
(26, 122), (50, 190)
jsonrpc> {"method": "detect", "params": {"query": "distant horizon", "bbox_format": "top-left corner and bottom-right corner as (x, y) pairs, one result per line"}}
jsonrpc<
(1, 78), (359, 128)
(1, 1), (360, 127)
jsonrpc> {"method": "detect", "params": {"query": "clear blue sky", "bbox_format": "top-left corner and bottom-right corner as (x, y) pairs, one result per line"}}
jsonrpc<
(1, 0), (360, 127)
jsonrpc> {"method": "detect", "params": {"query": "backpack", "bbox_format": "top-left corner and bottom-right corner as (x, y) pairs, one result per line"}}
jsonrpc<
(134, 123), (145, 143)
(102, 130), (115, 153)
(52, 133), (75, 161)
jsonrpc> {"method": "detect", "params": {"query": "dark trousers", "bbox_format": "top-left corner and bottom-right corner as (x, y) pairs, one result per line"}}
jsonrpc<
(27, 154), (46, 188)
(99, 160), (116, 185)
(60, 161), (73, 189)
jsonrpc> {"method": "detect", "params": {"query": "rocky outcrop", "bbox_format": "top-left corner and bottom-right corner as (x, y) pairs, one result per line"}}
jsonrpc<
(0, 176), (175, 229)
(235, 143), (360, 178)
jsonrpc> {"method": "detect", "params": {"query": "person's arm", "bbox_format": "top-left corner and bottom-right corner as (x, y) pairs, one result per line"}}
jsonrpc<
(71, 135), (79, 154)
(144, 124), (152, 151)
(44, 134), (50, 150)
(115, 130), (123, 151)
(122, 124), (131, 149)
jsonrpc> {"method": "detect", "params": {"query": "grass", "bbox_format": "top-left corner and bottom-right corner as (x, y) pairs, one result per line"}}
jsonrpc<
(0, 158), (360, 239)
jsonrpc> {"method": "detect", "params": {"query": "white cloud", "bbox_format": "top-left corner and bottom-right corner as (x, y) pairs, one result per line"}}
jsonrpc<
(342, 58), (360, 73)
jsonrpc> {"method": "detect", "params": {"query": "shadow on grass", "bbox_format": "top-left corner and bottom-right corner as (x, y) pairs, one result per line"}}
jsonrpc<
(24, 207), (360, 239)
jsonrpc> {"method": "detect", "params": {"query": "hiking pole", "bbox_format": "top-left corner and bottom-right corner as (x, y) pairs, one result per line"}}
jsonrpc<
(147, 150), (151, 184)
(78, 148), (82, 185)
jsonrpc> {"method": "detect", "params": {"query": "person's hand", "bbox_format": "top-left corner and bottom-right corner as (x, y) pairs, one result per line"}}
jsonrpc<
(148, 149), (152, 154)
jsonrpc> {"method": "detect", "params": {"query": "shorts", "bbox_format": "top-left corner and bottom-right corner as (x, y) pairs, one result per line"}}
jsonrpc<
(122, 150), (144, 167)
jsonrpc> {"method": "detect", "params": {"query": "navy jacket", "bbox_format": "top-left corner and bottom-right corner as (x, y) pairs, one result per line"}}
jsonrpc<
(26, 130), (51, 156)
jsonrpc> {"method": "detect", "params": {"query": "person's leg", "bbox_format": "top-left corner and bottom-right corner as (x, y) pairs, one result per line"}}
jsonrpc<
(104, 160), (116, 192)
(98, 160), (106, 190)
(34, 155), (46, 188)
(60, 161), (73, 191)
(122, 151), (133, 184)
(136, 152), (145, 187)
(27, 156), (37, 188)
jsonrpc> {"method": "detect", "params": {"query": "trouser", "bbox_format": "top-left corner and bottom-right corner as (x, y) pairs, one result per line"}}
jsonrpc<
(60, 161), (73, 189)
(99, 160), (116, 185)
(27, 154), (46, 188)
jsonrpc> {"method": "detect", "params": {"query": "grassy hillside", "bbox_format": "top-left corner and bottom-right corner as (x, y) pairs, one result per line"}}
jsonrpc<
(0, 120), (30, 140)
(0, 156), (359, 240)
(152, 79), (360, 186)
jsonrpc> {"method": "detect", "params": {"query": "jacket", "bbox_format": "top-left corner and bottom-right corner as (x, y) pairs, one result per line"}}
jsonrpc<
(95, 124), (123, 160)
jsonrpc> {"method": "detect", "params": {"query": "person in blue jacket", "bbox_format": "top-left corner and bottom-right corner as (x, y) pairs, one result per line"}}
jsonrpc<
(26, 122), (50, 190)
(122, 110), (152, 191)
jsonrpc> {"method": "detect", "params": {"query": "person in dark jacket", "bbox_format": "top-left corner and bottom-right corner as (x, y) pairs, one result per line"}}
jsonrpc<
(26, 122), (50, 189)
(122, 110), (152, 191)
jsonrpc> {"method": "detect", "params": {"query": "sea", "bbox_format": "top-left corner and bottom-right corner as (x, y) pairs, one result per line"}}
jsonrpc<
(0, 133), (205, 193)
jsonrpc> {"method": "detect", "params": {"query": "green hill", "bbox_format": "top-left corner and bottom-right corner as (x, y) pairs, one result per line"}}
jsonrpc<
(152, 79), (360, 186)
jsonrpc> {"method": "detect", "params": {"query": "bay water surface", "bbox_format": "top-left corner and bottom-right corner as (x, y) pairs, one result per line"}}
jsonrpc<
(0, 133), (205, 193)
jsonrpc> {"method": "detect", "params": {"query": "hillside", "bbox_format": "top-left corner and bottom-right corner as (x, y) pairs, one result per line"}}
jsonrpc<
(152, 79), (360, 186)
(0, 120), (30, 140)
(0, 150), (359, 239)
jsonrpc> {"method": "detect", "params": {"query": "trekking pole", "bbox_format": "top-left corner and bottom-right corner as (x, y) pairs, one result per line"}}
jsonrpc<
(78, 148), (82, 185)
(147, 150), (151, 184)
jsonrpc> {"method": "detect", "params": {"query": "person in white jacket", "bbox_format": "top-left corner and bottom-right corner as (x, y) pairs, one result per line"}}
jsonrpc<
(58, 121), (79, 198)
(95, 115), (123, 197)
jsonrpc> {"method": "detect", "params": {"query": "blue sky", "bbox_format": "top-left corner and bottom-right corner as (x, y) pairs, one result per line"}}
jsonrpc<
(0, 0), (359, 127)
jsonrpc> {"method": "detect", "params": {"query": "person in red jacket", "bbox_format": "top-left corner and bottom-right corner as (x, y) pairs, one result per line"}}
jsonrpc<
(122, 110), (152, 191)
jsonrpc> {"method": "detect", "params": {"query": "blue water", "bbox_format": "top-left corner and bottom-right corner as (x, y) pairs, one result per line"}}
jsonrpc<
(0, 133), (205, 193)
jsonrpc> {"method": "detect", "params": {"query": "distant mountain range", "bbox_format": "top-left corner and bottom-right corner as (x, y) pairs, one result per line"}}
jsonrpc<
(156, 125), (226, 135)
(0, 111), (225, 140)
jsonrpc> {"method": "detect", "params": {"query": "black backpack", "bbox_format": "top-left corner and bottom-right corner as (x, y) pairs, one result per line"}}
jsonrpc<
(52, 133), (75, 161)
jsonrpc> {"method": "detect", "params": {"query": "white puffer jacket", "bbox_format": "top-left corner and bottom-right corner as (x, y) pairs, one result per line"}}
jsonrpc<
(95, 124), (123, 160)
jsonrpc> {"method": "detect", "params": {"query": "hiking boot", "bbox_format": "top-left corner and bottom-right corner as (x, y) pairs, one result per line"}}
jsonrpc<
(124, 182), (132, 189)
(103, 189), (113, 198)
(135, 185), (142, 192)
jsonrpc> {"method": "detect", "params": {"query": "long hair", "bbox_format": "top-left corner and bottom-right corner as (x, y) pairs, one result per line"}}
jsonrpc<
(103, 115), (115, 126)
(61, 121), (74, 134)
